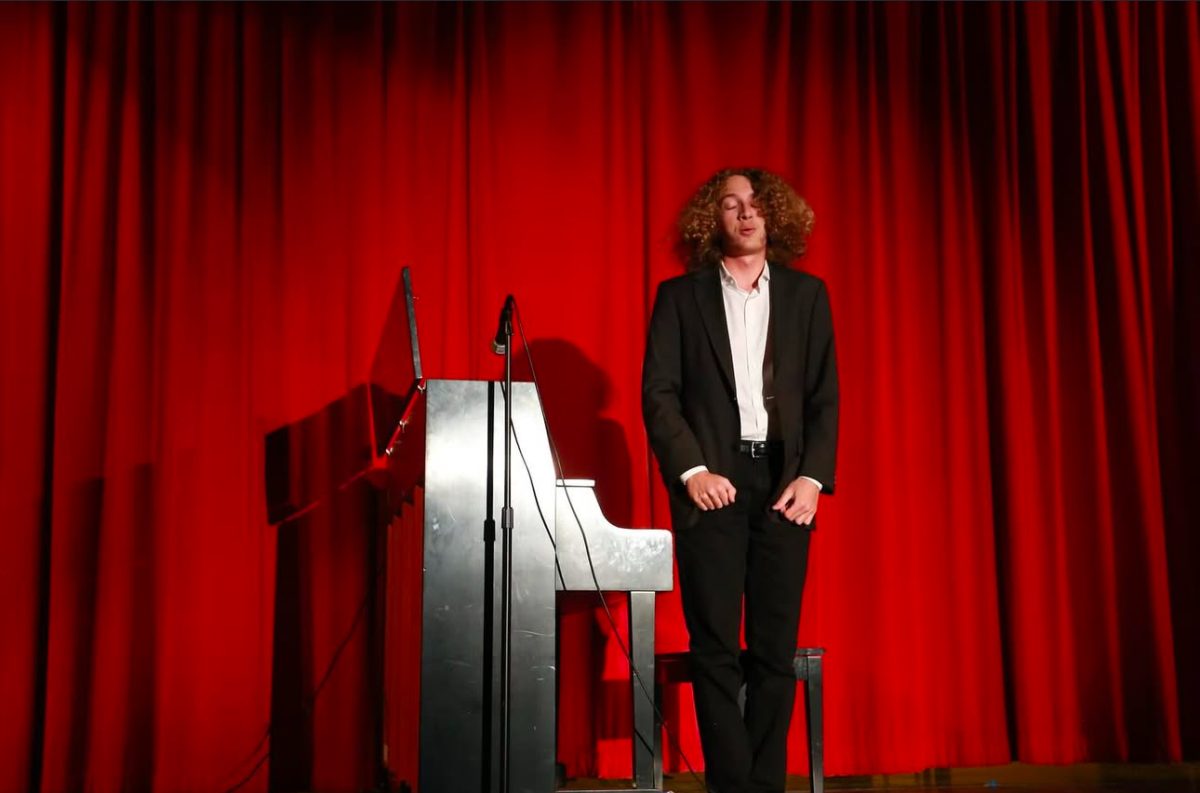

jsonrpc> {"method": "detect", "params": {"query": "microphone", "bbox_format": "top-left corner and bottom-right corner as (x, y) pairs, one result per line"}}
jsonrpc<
(492, 294), (515, 355)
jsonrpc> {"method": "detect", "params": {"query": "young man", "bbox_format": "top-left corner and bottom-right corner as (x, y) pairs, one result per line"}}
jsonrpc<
(642, 168), (838, 793)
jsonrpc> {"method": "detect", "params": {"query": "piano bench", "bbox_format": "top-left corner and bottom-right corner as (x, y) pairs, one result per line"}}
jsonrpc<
(652, 647), (825, 793)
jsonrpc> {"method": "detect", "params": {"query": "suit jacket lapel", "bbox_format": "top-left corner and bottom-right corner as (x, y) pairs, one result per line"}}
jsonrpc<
(768, 263), (797, 382)
(693, 268), (737, 395)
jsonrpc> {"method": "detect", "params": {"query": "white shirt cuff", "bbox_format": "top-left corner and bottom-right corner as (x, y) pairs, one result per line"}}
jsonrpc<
(682, 469), (821, 491)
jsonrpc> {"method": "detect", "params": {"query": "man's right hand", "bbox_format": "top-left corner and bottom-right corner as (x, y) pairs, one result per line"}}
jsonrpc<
(685, 471), (737, 511)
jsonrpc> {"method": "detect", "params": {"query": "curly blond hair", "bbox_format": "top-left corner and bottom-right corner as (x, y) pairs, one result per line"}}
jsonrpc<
(676, 168), (815, 271)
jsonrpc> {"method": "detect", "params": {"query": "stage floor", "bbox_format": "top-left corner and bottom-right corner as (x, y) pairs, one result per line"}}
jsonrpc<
(560, 762), (1200, 792)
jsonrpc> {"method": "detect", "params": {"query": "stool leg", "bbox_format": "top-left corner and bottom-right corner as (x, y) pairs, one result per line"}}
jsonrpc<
(804, 656), (824, 793)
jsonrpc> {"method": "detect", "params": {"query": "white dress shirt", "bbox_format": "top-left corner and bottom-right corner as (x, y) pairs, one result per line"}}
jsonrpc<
(681, 262), (822, 491)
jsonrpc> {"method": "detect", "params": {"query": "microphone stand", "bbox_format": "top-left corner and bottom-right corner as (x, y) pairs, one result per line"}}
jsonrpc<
(496, 302), (515, 793)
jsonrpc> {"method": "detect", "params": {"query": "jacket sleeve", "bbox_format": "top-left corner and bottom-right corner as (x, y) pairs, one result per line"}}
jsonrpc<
(642, 282), (706, 482)
(798, 280), (839, 494)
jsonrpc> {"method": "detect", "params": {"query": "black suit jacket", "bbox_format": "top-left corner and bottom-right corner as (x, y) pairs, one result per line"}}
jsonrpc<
(642, 263), (839, 527)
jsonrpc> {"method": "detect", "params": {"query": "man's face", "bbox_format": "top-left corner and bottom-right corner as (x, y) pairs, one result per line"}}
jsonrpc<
(716, 174), (766, 258)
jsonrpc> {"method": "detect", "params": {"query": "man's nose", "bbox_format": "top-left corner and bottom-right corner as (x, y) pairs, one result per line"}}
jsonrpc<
(738, 204), (756, 219)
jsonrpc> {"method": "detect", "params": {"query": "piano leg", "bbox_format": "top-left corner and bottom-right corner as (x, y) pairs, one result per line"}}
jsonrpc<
(629, 590), (657, 791)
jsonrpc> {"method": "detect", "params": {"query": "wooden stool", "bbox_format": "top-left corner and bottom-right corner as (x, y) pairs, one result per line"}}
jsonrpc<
(653, 648), (825, 793)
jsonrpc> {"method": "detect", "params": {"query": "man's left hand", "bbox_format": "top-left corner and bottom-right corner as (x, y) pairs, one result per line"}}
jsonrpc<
(772, 477), (820, 526)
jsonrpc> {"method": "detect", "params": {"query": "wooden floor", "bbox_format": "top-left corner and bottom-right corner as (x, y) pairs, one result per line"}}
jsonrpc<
(561, 763), (1200, 792)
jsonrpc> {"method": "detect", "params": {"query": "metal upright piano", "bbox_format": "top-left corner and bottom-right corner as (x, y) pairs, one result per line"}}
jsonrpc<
(415, 378), (673, 793)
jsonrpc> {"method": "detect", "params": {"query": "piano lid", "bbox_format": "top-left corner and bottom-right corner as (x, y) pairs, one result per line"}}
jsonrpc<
(264, 266), (425, 524)
(554, 479), (673, 592)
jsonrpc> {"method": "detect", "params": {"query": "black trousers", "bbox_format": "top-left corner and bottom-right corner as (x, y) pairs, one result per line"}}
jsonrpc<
(674, 449), (811, 793)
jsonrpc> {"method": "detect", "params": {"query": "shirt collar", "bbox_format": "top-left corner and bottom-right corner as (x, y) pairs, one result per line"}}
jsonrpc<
(718, 260), (771, 291)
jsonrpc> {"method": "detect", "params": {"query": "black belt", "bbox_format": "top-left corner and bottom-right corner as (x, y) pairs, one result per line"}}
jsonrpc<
(736, 440), (782, 459)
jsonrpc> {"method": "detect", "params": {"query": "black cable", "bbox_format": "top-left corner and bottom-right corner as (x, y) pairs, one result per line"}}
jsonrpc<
(511, 301), (703, 787)
(503, 405), (567, 591)
(221, 525), (384, 793)
(219, 745), (270, 793)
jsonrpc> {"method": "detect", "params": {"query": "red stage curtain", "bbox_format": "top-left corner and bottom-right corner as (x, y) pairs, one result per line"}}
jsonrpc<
(1, 3), (1197, 791)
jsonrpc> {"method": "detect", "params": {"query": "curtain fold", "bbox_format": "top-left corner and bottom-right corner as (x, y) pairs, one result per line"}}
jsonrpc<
(0, 3), (1196, 790)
